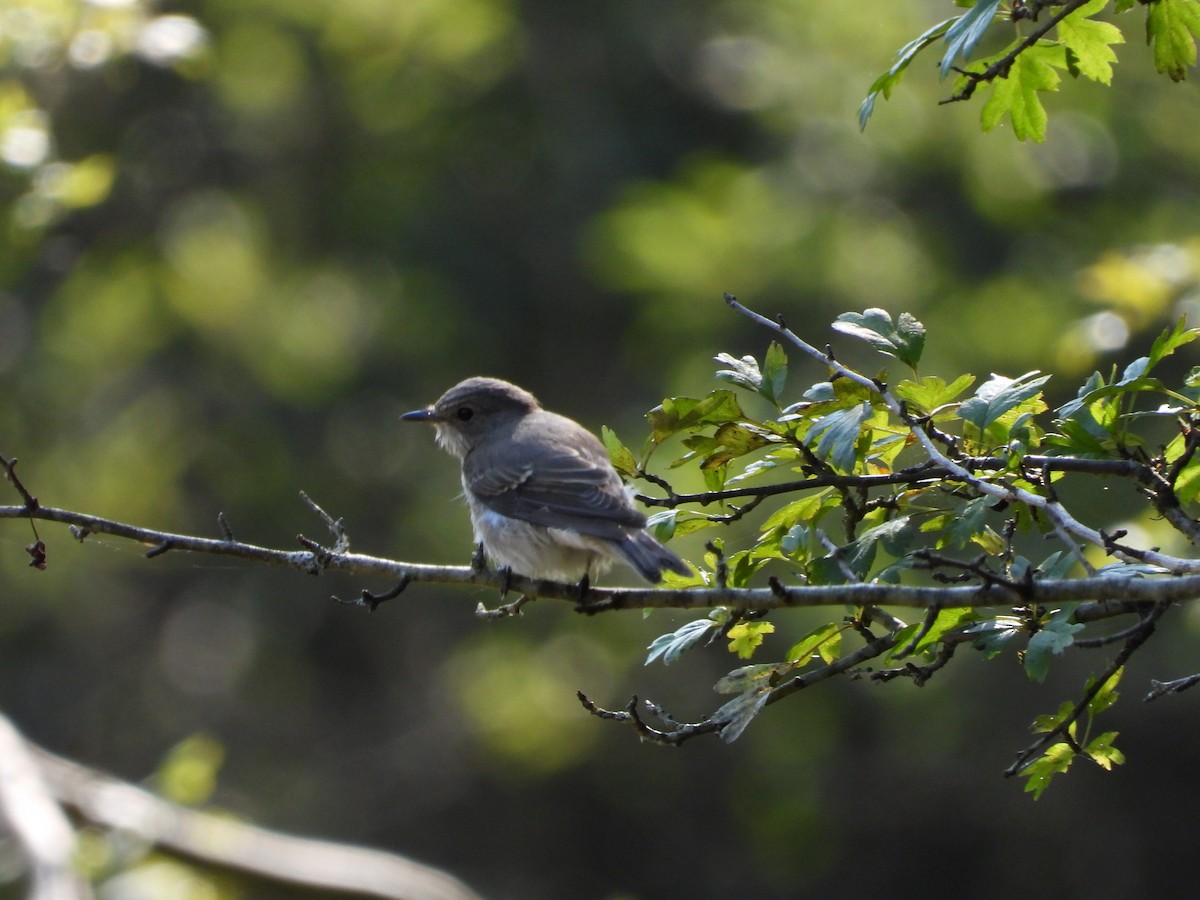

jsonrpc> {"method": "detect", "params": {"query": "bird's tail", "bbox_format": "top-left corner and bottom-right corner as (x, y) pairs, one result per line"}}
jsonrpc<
(618, 530), (692, 583)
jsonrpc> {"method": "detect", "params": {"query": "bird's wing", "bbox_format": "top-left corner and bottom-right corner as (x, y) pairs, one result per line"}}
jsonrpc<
(464, 429), (646, 538)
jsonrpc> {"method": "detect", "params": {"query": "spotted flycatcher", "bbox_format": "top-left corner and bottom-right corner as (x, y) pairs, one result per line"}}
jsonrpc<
(402, 377), (690, 583)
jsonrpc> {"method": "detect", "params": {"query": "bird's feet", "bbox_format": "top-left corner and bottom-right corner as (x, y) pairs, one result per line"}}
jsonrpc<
(470, 542), (488, 573)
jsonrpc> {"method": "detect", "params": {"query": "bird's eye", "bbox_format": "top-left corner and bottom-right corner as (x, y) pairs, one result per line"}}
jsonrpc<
(456, 406), (474, 422)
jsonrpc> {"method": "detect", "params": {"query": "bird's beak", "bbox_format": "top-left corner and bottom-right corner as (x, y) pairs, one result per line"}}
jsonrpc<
(401, 407), (439, 423)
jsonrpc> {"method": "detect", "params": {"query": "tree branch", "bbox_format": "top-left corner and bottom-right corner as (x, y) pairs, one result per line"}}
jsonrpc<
(32, 740), (483, 900)
(940, 0), (1095, 104)
(0, 715), (92, 900)
(5, 500), (1200, 611)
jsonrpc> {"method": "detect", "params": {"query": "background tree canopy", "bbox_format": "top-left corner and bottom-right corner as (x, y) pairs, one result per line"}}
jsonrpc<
(3, 1), (1200, 897)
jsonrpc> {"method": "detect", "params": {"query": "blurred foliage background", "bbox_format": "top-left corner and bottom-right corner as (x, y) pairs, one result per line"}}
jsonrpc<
(3, 0), (1200, 897)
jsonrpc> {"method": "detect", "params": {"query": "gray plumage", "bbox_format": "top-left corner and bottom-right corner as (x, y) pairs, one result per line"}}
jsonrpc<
(402, 377), (690, 583)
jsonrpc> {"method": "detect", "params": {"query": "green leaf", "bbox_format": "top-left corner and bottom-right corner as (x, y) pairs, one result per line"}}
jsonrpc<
(959, 371), (1052, 432)
(1147, 0), (1200, 81)
(1021, 742), (1075, 799)
(762, 341), (789, 404)
(1031, 700), (1076, 733)
(860, 17), (958, 129)
(894, 373), (976, 415)
(1058, 0), (1125, 83)
(600, 426), (639, 479)
(1148, 316), (1200, 369)
(1024, 610), (1084, 683)
(903, 607), (977, 657)
(979, 41), (1068, 142)
(760, 490), (836, 534)
(966, 616), (1023, 657)
(832, 308), (926, 370)
(727, 621), (776, 659)
(700, 422), (774, 469)
(808, 401), (873, 472)
(714, 352), (763, 395)
(786, 623), (843, 666)
(1085, 731), (1126, 770)
(1087, 665), (1123, 715)
(940, 0), (1006, 77)
(646, 509), (718, 543)
(647, 390), (746, 443)
(944, 495), (991, 549)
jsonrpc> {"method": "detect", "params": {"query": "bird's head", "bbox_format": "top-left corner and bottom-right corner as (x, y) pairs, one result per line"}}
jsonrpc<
(402, 377), (541, 459)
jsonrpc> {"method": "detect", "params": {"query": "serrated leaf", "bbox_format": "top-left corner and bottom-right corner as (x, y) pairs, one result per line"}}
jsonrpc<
(808, 402), (873, 472)
(645, 617), (720, 666)
(1087, 665), (1123, 715)
(1147, 0), (1200, 81)
(1024, 610), (1084, 683)
(966, 616), (1022, 657)
(979, 41), (1068, 142)
(647, 390), (746, 443)
(894, 373), (977, 415)
(832, 309), (926, 370)
(1031, 700), (1077, 733)
(760, 490), (836, 534)
(959, 371), (1052, 432)
(1021, 742), (1075, 799)
(905, 607), (977, 656)
(727, 621), (776, 659)
(786, 623), (843, 666)
(861, 17), (958, 129)
(939, 0), (1006, 77)
(1148, 316), (1200, 369)
(1085, 731), (1125, 770)
(1058, 1), (1125, 84)
(714, 352), (763, 394)
(600, 426), (639, 479)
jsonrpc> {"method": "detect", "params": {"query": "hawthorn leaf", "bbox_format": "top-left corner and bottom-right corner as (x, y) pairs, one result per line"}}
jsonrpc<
(833, 309), (926, 370)
(1147, 0), (1200, 81)
(939, 0), (1006, 77)
(1058, 0), (1125, 84)
(979, 41), (1067, 142)
(861, 17), (957, 129)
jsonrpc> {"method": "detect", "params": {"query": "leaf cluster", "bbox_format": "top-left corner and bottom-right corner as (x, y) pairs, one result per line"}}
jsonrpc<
(861, 0), (1199, 142)
(607, 302), (1200, 795)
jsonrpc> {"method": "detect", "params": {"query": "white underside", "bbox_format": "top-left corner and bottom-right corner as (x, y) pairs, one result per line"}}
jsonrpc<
(469, 506), (617, 581)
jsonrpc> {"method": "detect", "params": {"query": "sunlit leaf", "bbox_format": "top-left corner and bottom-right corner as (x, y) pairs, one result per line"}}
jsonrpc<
(786, 623), (843, 666)
(727, 621), (776, 659)
(1021, 741), (1075, 798)
(1058, 0), (1124, 84)
(601, 426), (639, 478)
(1085, 731), (1125, 770)
(939, 0), (1006, 77)
(1147, 0), (1200, 81)
(646, 616), (721, 665)
(832, 308), (926, 370)
(978, 41), (1067, 142)
(959, 371), (1052, 432)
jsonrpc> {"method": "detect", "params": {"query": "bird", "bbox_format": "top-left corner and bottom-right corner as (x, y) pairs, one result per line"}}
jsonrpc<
(402, 377), (691, 585)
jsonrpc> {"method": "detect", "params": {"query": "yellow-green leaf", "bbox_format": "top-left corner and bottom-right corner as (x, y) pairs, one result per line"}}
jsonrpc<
(980, 41), (1068, 142)
(1058, 2), (1124, 84)
(727, 621), (775, 659)
(1147, 0), (1200, 81)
